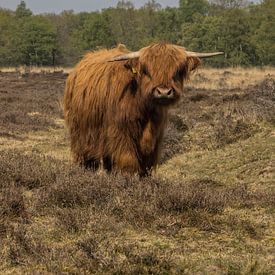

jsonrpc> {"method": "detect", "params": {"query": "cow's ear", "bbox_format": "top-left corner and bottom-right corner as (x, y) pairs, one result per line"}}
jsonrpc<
(186, 56), (201, 72)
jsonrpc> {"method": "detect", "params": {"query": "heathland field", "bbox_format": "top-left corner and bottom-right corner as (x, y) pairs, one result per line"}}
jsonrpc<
(0, 67), (274, 274)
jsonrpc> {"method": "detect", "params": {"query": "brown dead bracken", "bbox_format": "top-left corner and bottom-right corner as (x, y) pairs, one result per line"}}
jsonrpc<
(64, 43), (222, 175)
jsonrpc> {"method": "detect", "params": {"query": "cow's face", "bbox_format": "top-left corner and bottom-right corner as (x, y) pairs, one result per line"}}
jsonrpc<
(111, 43), (223, 106)
(137, 44), (200, 106)
(123, 44), (200, 106)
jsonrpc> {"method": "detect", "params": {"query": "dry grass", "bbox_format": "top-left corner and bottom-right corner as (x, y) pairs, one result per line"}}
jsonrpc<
(1, 150), (274, 273)
(1, 66), (274, 90)
(0, 68), (274, 274)
(0, 66), (72, 75)
(189, 66), (275, 90)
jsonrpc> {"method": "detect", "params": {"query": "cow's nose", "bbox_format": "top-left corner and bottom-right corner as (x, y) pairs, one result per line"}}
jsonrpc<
(155, 87), (174, 98)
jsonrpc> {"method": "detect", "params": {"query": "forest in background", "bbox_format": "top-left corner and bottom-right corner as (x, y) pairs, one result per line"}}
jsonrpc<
(0, 0), (274, 67)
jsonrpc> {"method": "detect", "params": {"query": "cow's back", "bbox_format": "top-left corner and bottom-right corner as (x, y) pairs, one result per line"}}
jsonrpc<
(63, 46), (136, 162)
(65, 46), (133, 126)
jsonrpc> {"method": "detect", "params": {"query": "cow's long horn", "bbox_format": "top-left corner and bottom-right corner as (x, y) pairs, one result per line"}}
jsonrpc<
(109, 51), (140, 62)
(186, 51), (224, 58)
(177, 46), (223, 58)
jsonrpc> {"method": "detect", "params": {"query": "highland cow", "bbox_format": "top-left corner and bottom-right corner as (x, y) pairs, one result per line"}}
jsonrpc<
(64, 43), (223, 176)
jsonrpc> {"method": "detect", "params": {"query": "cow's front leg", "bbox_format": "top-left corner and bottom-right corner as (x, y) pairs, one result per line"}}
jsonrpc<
(139, 120), (160, 173)
(114, 150), (141, 175)
(108, 125), (142, 175)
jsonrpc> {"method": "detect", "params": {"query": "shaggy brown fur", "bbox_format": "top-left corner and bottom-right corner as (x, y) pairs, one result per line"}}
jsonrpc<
(64, 43), (200, 175)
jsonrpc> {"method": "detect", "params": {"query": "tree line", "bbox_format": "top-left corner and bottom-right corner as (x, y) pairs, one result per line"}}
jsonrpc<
(0, 0), (274, 67)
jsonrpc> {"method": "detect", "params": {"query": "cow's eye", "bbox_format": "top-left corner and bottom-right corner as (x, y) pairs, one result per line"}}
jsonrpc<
(142, 65), (151, 78)
(173, 66), (185, 81)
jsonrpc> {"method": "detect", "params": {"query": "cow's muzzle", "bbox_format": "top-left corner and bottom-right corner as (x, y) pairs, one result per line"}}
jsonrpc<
(153, 87), (177, 104)
(153, 87), (175, 99)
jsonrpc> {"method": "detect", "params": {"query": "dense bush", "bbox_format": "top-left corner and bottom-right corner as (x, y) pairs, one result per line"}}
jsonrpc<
(0, 0), (274, 67)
